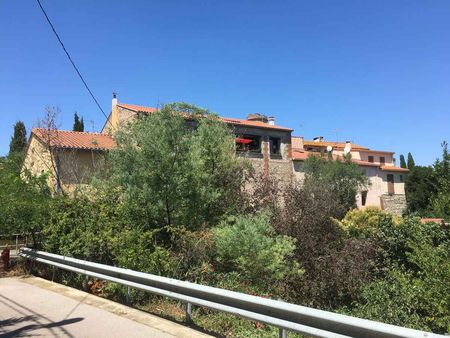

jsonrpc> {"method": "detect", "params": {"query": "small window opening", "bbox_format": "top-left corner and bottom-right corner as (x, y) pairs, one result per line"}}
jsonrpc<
(361, 191), (368, 206)
(368, 155), (374, 163)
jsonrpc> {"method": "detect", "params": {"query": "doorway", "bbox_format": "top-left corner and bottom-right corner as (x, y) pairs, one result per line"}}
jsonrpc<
(387, 174), (395, 195)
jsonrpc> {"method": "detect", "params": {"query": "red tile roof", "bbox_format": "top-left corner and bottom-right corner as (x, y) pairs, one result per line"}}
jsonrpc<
(291, 148), (309, 160)
(352, 159), (382, 167)
(117, 103), (159, 114)
(380, 165), (409, 172)
(303, 140), (369, 151)
(32, 128), (115, 151)
(221, 117), (292, 131)
(117, 102), (293, 131)
(292, 149), (392, 168)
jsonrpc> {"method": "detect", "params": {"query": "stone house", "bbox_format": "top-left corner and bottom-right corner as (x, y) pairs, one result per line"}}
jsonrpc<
(291, 136), (409, 214)
(23, 128), (114, 193)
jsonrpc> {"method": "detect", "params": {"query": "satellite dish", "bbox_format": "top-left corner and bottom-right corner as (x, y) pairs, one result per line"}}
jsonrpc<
(326, 145), (333, 152)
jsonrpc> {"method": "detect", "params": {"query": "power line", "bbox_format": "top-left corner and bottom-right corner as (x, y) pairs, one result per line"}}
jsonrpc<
(35, 0), (111, 125)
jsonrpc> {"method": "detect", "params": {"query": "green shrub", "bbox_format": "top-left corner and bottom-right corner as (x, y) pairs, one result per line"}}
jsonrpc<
(346, 216), (450, 333)
(212, 213), (300, 288)
(339, 207), (401, 237)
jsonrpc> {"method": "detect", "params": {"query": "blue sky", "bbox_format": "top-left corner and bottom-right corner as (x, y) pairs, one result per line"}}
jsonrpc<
(1, 1), (449, 165)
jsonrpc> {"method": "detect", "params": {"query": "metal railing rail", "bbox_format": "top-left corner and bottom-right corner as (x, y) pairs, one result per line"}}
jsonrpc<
(20, 248), (445, 338)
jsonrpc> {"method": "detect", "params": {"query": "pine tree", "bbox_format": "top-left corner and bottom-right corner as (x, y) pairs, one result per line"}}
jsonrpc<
(9, 121), (27, 155)
(73, 112), (84, 132)
(400, 154), (407, 168)
(407, 152), (415, 169)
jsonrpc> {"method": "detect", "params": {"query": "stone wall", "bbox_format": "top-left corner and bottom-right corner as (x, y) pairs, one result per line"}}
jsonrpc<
(381, 194), (407, 216)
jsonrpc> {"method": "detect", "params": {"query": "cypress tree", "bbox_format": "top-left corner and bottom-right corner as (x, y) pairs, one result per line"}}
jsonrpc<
(400, 154), (407, 168)
(73, 112), (80, 131)
(9, 121), (27, 155)
(407, 152), (415, 169)
(73, 112), (84, 132)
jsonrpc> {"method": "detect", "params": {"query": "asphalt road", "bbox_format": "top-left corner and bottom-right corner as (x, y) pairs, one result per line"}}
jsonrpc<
(0, 277), (211, 338)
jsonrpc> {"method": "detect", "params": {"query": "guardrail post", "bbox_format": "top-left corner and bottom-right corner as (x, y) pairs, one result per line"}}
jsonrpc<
(126, 286), (131, 305)
(279, 328), (287, 338)
(185, 302), (193, 324)
(82, 275), (89, 291)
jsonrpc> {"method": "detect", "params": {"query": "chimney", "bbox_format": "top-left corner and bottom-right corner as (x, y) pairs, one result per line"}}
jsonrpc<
(268, 116), (275, 126)
(313, 136), (324, 142)
(247, 113), (268, 123)
(112, 92), (118, 109)
(110, 92), (119, 133)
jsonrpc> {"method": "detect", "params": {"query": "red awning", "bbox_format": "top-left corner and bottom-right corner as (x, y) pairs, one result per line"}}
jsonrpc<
(235, 137), (253, 144)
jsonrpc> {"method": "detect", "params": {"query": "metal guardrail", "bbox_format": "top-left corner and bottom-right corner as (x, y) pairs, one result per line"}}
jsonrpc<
(20, 248), (445, 338)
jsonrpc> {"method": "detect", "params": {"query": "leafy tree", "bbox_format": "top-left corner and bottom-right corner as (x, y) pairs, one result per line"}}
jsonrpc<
(107, 103), (247, 240)
(73, 112), (84, 132)
(405, 166), (437, 215)
(407, 152), (415, 169)
(272, 160), (375, 309)
(9, 121), (27, 155)
(302, 155), (368, 216)
(0, 156), (50, 244)
(400, 154), (407, 168)
(430, 141), (450, 219)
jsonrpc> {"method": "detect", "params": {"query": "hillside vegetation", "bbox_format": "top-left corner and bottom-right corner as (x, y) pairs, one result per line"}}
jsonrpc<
(1, 104), (449, 336)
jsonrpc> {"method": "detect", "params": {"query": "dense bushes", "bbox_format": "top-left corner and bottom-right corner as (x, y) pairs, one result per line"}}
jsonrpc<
(0, 155), (50, 245)
(273, 181), (377, 310)
(346, 215), (450, 333)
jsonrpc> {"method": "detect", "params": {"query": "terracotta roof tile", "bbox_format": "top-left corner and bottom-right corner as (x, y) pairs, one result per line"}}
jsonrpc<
(303, 140), (369, 151)
(220, 117), (292, 131)
(117, 102), (293, 131)
(117, 103), (159, 114)
(380, 165), (409, 172)
(32, 128), (115, 151)
(292, 149), (383, 168)
(291, 148), (309, 160)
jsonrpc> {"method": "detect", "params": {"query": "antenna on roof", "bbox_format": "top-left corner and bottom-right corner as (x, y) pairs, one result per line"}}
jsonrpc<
(331, 128), (339, 144)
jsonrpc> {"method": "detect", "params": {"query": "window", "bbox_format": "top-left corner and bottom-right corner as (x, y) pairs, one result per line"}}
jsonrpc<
(368, 155), (374, 163)
(361, 191), (368, 206)
(399, 174), (403, 182)
(269, 137), (281, 155)
(380, 156), (385, 164)
(236, 134), (261, 153)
